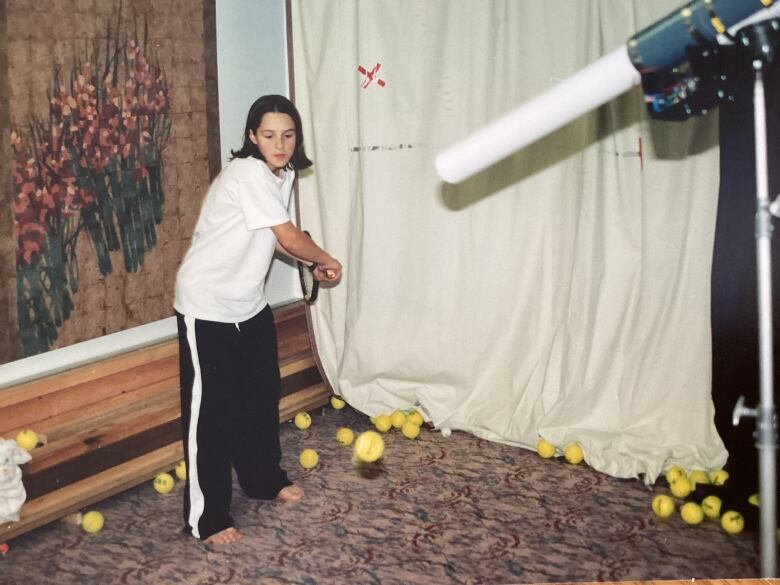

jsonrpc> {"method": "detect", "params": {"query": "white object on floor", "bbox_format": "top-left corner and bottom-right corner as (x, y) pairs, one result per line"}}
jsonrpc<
(0, 439), (32, 523)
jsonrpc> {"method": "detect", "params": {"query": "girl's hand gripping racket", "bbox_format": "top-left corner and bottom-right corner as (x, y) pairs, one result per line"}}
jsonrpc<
(298, 231), (319, 304)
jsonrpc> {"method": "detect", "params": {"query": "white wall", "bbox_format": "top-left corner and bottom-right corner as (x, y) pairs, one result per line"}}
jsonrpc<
(217, 0), (302, 307)
(0, 0), (300, 388)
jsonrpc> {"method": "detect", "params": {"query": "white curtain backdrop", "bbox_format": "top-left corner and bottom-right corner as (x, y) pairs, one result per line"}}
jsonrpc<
(291, 0), (728, 483)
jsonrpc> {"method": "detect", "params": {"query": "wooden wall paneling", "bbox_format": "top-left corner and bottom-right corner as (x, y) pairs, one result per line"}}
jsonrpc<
(0, 354), (179, 435)
(0, 342), (179, 410)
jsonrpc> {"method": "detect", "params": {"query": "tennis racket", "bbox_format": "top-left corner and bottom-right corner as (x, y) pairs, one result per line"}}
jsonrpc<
(298, 230), (319, 304)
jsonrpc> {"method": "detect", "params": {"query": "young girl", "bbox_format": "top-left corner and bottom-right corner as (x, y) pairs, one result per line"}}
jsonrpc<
(174, 95), (341, 545)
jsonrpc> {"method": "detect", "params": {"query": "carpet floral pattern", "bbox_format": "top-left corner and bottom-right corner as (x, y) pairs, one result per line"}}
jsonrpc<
(1, 406), (762, 584)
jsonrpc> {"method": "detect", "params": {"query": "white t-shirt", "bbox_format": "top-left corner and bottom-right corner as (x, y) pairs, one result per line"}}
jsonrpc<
(174, 157), (294, 322)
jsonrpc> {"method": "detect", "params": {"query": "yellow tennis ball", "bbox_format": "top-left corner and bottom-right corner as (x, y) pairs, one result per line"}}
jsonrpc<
(701, 495), (722, 519)
(665, 465), (685, 485)
(401, 420), (421, 439)
(652, 494), (675, 519)
(15, 429), (38, 452)
(720, 510), (745, 534)
(407, 411), (424, 427)
(353, 430), (385, 463)
(680, 501), (704, 525)
(153, 472), (175, 494)
(536, 438), (556, 459)
(390, 410), (407, 429)
(299, 448), (319, 469)
(81, 510), (104, 533)
(669, 476), (692, 499)
(175, 460), (187, 481)
(336, 427), (354, 446)
(374, 414), (392, 433)
(709, 468), (729, 486)
(294, 412), (312, 430)
(330, 396), (346, 410)
(688, 469), (710, 489)
(563, 443), (584, 465)
(748, 493), (760, 507)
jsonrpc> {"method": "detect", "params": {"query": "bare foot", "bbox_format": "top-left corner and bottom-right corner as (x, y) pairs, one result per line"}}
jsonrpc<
(276, 484), (304, 503)
(204, 526), (242, 545)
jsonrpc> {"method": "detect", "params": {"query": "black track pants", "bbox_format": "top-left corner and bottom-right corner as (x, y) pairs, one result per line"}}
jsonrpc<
(176, 306), (291, 540)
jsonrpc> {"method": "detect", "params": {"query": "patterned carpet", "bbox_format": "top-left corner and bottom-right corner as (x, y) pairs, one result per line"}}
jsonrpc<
(0, 405), (764, 585)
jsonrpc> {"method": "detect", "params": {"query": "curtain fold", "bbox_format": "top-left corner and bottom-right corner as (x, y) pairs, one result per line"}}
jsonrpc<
(292, 0), (727, 483)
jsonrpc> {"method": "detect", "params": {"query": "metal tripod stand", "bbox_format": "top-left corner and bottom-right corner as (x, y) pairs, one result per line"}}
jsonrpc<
(731, 18), (779, 578)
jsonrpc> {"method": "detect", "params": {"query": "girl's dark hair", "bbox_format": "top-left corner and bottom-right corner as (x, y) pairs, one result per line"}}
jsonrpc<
(229, 94), (313, 170)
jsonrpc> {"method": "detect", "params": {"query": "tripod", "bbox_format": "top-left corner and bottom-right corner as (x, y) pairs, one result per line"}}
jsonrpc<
(731, 19), (780, 578)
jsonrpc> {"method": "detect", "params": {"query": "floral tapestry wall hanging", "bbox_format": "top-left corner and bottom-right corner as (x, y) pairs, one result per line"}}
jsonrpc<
(6, 4), (177, 357)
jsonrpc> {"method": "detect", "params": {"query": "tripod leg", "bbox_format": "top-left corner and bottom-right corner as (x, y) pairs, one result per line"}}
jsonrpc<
(752, 61), (778, 579)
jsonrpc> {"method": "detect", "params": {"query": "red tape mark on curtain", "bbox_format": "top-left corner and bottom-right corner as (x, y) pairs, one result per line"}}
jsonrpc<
(357, 63), (386, 88)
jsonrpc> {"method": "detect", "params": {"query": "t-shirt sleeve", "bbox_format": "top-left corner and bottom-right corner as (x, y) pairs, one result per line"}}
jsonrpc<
(236, 179), (290, 230)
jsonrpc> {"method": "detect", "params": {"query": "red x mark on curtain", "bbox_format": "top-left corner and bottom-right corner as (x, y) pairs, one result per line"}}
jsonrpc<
(357, 63), (386, 88)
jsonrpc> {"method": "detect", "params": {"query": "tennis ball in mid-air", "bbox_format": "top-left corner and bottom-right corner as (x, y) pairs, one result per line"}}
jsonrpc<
(390, 410), (407, 429)
(81, 510), (104, 533)
(665, 465), (685, 485)
(720, 510), (745, 534)
(709, 468), (729, 486)
(407, 411), (424, 427)
(175, 460), (187, 481)
(536, 439), (556, 459)
(15, 429), (38, 452)
(299, 449), (319, 469)
(401, 420), (421, 439)
(374, 414), (392, 433)
(153, 472), (175, 494)
(652, 494), (675, 519)
(701, 495), (722, 519)
(330, 396), (346, 410)
(294, 412), (312, 430)
(669, 476), (692, 499)
(680, 501), (704, 525)
(688, 469), (710, 489)
(563, 443), (584, 465)
(353, 430), (385, 463)
(336, 427), (354, 446)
